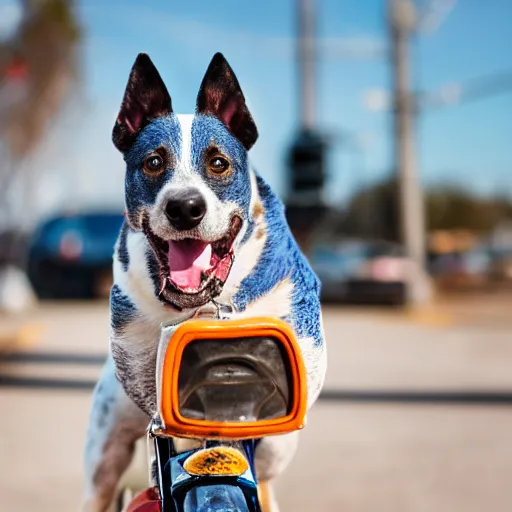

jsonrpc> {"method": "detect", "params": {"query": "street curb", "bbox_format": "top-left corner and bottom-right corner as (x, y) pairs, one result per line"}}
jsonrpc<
(0, 333), (19, 352)
(323, 305), (454, 327)
(400, 305), (453, 327)
(0, 323), (45, 353)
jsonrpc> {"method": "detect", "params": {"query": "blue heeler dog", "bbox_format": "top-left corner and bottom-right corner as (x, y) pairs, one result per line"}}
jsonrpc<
(83, 52), (327, 511)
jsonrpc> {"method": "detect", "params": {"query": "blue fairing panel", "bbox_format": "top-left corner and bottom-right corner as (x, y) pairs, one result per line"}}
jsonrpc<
(183, 485), (249, 512)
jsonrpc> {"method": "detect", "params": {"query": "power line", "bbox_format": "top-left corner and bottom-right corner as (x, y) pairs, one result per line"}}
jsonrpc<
(419, 69), (512, 109)
(364, 69), (512, 113)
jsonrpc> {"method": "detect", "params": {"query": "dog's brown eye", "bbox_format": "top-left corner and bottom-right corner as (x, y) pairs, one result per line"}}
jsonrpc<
(143, 154), (164, 175)
(208, 155), (230, 175)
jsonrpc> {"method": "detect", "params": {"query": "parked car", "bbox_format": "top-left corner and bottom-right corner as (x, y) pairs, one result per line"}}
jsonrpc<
(27, 211), (124, 299)
(309, 240), (408, 306)
(0, 229), (30, 268)
(430, 245), (492, 290)
(488, 247), (512, 283)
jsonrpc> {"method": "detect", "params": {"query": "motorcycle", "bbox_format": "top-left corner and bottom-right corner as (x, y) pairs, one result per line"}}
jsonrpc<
(117, 305), (308, 512)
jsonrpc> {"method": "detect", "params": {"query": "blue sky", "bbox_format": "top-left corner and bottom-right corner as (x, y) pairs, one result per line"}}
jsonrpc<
(2, 0), (512, 212)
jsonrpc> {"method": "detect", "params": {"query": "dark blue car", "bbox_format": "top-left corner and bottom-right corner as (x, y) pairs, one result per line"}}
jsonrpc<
(27, 211), (124, 299)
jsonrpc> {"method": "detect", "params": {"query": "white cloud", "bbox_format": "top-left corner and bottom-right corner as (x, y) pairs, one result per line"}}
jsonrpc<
(86, 4), (385, 62)
(9, 98), (125, 229)
(0, 0), (22, 41)
(363, 88), (391, 111)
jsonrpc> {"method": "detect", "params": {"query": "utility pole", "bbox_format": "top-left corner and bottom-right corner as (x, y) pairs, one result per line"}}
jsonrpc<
(389, 0), (431, 304)
(298, 0), (316, 130)
(286, 0), (327, 250)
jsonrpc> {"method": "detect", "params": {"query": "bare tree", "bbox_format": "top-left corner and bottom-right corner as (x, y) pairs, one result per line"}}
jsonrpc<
(0, 0), (81, 225)
(0, 0), (81, 310)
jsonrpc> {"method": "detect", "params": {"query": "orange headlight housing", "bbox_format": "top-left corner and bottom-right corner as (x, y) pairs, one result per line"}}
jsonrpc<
(158, 317), (307, 440)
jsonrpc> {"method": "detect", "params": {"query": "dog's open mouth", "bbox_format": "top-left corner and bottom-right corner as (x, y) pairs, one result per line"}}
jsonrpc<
(143, 216), (242, 309)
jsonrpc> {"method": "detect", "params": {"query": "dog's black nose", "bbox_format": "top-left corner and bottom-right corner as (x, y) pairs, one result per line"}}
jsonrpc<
(165, 188), (207, 231)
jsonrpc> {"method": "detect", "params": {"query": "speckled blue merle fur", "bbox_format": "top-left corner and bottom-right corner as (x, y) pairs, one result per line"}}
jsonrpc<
(112, 111), (257, 314)
(123, 116), (183, 229)
(116, 222), (130, 271)
(191, 115), (252, 208)
(83, 52), (326, 512)
(109, 284), (137, 334)
(233, 174), (322, 347)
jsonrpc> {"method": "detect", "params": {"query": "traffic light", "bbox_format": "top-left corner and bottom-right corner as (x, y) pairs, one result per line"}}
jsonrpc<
(285, 129), (328, 250)
(288, 129), (326, 194)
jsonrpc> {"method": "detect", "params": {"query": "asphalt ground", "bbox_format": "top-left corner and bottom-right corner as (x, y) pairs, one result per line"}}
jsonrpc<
(1, 295), (512, 511)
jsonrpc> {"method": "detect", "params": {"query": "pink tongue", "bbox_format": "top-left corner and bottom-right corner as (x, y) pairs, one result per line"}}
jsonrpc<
(168, 239), (212, 290)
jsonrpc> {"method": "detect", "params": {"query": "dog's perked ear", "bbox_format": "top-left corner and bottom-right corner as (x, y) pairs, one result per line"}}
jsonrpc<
(113, 53), (173, 152)
(196, 53), (258, 150)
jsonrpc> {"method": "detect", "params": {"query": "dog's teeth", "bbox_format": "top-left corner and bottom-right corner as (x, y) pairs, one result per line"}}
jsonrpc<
(159, 277), (168, 295)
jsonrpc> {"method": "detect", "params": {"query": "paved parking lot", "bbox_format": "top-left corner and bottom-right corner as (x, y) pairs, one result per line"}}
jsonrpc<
(1, 297), (512, 511)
